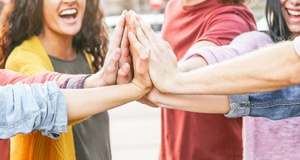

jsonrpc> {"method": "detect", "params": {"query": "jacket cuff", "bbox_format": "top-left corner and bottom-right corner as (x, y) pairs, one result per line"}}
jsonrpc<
(225, 95), (250, 118)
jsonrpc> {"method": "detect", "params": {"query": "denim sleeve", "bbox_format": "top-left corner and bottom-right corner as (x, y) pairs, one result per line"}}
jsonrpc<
(226, 85), (300, 120)
(0, 82), (67, 139)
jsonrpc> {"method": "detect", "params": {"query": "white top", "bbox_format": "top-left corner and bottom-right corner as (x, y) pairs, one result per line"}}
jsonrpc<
(293, 36), (300, 56)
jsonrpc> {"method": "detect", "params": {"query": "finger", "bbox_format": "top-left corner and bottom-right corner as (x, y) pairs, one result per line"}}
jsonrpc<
(109, 10), (127, 51)
(127, 14), (137, 36)
(128, 31), (150, 79)
(130, 14), (151, 48)
(120, 27), (130, 63)
(137, 16), (159, 45)
(121, 27), (130, 56)
(128, 31), (146, 58)
(137, 49), (150, 75)
(117, 63), (131, 84)
(125, 10), (132, 25)
(105, 48), (121, 72)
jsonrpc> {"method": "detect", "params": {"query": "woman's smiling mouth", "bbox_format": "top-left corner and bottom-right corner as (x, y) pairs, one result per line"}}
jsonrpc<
(59, 9), (78, 24)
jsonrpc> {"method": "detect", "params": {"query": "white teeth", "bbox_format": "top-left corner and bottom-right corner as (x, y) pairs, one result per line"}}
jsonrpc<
(288, 10), (300, 16)
(60, 9), (77, 16)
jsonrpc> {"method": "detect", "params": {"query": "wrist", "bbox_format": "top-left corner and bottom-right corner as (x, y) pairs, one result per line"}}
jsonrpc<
(166, 72), (184, 94)
(83, 75), (107, 88)
(67, 74), (91, 89)
(131, 80), (152, 95)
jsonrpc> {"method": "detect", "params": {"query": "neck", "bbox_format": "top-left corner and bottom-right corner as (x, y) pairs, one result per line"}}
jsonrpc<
(182, 0), (206, 6)
(291, 33), (300, 40)
(38, 32), (76, 60)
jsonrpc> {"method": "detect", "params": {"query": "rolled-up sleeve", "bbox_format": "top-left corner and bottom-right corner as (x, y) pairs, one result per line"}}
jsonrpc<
(0, 82), (67, 139)
(225, 95), (250, 118)
(226, 85), (300, 120)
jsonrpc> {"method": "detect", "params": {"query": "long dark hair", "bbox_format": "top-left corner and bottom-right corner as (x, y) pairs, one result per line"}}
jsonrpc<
(0, 0), (108, 71)
(265, 0), (291, 42)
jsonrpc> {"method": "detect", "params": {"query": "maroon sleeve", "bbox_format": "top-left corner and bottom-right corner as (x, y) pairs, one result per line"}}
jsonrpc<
(198, 12), (257, 46)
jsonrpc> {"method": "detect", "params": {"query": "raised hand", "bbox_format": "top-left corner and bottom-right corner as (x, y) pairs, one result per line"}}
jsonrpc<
(127, 31), (152, 95)
(117, 27), (133, 84)
(83, 11), (130, 88)
(126, 11), (179, 93)
(83, 48), (123, 88)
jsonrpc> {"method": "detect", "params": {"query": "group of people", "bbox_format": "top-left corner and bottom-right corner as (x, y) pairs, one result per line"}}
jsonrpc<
(2, 0), (300, 160)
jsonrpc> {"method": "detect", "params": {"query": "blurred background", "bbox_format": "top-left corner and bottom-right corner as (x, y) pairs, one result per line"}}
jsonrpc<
(104, 0), (267, 160)
(102, 0), (265, 18)
(0, 0), (267, 160)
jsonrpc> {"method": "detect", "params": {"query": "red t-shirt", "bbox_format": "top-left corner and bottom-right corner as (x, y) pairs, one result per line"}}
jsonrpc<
(160, 0), (256, 159)
(0, 70), (60, 160)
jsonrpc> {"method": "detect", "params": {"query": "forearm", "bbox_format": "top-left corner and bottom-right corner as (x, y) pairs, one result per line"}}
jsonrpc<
(63, 83), (146, 121)
(170, 41), (300, 95)
(149, 91), (230, 113)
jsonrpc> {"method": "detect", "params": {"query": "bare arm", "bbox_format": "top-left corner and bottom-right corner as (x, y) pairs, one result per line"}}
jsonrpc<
(130, 12), (300, 95)
(145, 87), (230, 113)
(125, 12), (300, 116)
(172, 41), (300, 95)
(125, 12), (230, 113)
(62, 83), (148, 121)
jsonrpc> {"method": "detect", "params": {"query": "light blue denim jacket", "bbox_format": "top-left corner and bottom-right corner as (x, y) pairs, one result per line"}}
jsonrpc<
(0, 82), (67, 139)
(226, 85), (300, 120)
(226, 36), (300, 120)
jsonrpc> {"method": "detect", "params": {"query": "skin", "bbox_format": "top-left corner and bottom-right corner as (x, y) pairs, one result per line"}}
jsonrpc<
(63, 37), (152, 121)
(126, 12), (230, 113)
(281, 0), (300, 39)
(0, 0), (9, 4)
(38, 0), (85, 60)
(39, 1), (131, 87)
(125, 0), (300, 113)
(0, 10), (136, 124)
(39, 9), (151, 121)
(57, 10), (131, 88)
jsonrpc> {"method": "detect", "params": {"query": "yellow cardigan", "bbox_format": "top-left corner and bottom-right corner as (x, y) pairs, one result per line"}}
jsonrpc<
(5, 36), (94, 160)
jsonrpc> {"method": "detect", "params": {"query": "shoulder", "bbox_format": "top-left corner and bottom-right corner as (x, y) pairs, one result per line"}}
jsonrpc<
(12, 36), (46, 54)
(214, 4), (253, 15)
(210, 4), (256, 28)
(232, 31), (273, 44)
(230, 31), (274, 50)
(6, 36), (54, 74)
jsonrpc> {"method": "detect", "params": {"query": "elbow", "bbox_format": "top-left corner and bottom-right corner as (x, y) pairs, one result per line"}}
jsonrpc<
(287, 74), (300, 86)
(283, 66), (300, 86)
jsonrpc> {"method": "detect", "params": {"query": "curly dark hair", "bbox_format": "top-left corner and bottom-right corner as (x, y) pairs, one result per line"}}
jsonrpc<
(0, 0), (108, 71)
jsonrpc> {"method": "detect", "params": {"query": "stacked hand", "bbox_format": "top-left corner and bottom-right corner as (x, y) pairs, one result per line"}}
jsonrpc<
(126, 11), (179, 93)
(85, 10), (179, 106)
(84, 10), (132, 88)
